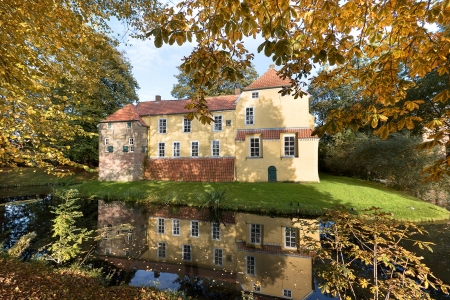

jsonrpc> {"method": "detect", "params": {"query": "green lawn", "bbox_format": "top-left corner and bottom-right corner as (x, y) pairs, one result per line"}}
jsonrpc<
(74, 174), (450, 222)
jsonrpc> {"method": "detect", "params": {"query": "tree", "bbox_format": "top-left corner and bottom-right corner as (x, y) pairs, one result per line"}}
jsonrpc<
(0, 0), (158, 172)
(146, 0), (450, 179)
(171, 64), (258, 99)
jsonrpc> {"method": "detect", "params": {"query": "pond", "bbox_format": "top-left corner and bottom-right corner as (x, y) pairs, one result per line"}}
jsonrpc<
(1, 194), (449, 300)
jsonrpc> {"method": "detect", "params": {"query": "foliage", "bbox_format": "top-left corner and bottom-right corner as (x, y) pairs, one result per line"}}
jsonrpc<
(200, 188), (228, 224)
(7, 232), (37, 258)
(171, 64), (258, 99)
(45, 189), (93, 264)
(0, 256), (188, 299)
(310, 207), (450, 300)
(0, 0), (157, 172)
(146, 0), (450, 179)
(75, 176), (450, 222)
(324, 131), (450, 199)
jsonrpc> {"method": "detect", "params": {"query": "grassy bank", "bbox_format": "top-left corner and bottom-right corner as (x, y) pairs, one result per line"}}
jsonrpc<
(75, 174), (450, 222)
(0, 256), (183, 300)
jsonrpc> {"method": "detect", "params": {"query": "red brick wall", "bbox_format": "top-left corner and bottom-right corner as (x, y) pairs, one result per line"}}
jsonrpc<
(144, 157), (235, 182)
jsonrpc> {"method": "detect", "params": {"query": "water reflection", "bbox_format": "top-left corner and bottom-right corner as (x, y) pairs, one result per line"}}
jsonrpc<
(97, 201), (318, 300)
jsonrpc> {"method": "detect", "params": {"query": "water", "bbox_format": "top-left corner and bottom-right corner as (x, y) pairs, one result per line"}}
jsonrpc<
(1, 195), (449, 299)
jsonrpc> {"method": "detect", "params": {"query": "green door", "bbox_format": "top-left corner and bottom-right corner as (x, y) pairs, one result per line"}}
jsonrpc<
(268, 166), (277, 182)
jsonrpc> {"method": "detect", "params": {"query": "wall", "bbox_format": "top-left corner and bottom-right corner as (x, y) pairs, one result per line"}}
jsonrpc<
(98, 121), (148, 181)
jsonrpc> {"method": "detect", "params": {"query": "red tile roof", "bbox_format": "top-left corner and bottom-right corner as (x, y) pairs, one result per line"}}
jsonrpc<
(244, 65), (292, 91)
(236, 241), (313, 257)
(137, 95), (238, 116)
(101, 104), (148, 127)
(235, 128), (318, 141)
(146, 206), (236, 224)
(145, 157), (235, 182)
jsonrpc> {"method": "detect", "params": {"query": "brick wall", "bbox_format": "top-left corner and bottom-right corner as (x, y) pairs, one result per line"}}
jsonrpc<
(144, 157), (235, 182)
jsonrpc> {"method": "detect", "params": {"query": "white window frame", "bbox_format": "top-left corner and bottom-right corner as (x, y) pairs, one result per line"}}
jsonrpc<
(249, 224), (262, 245)
(172, 219), (180, 236)
(129, 138), (135, 152)
(213, 248), (223, 266)
(183, 118), (192, 133)
(105, 138), (109, 145)
(253, 283), (261, 292)
(190, 220), (200, 237)
(283, 289), (292, 298)
(191, 141), (199, 157)
(249, 137), (260, 157)
(182, 244), (192, 261)
(251, 92), (259, 98)
(284, 227), (297, 249)
(127, 233), (133, 242)
(158, 118), (167, 134)
(107, 122), (112, 129)
(213, 115), (222, 132)
(127, 121), (132, 128)
(173, 141), (180, 157)
(157, 242), (166, 258)
(245, 107), (254, 125)
(158, 142), (165, 157)
(211, 140), (220, 157)
(211, 223), (221, 240)
(157, 218), (165, 234)
(246, 255), (256, 275)
(283, 135), (296, 157)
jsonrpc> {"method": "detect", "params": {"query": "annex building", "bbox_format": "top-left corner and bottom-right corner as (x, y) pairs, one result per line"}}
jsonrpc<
(98, 65), (320, 182)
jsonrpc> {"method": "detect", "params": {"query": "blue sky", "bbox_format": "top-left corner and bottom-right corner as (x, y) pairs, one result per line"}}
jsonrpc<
(111, 22), (277, 102)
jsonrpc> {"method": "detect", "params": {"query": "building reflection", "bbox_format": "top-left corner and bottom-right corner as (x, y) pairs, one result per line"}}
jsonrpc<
(97, 201), (319, 300)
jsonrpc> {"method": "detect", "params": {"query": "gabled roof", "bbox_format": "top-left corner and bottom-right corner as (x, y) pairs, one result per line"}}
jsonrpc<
(235, 128), (318, 141)
(100, 104), (148, 127)
(244, 65), (292, 91)
(137, 95), (238, 116)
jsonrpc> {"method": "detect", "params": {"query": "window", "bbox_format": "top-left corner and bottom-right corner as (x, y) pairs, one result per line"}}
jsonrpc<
(107, 146), (113, 152)
(127, 121), (132, 128)
(283, 289), (292, 298)
(226, 120), (231, 126)
(107, 122), (112, 129)
(105, 248), (111, 255)
(191, 141), (199, 157)
(173, 142), (180, 157)
(246, 256), (256, 275)
(284, 135), (296, 157)
(190, 221), (199, 237)
(251, 92), (259, 98)
(127, 233), (133, 242)
(250, 224), (262, 245)
(182, 244), (192, 261)
(105, 138), (109, 145)
(211, 140), (220, 157)
(157, 218), (165, 234)
(211, 223), (220, 240)
(158, 118), (167, 133)
(183, 118), (192, 133)
(129, 138), (134, 152)
(157, 242), (166, 258)
(172, 219), (180, 236)
(213, 248), (223, 266)
(158, 142), (165, 157)
(213, 115), (222, 131)
(284, 227), (297, 249)
(123, 146), (129, 152)
(125, 249), (130, 257)
(249, 137), (260, 157)
(245, 107), (254, 125)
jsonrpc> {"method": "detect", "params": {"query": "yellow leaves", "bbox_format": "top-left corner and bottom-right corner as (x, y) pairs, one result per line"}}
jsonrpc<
(433, 89), (450, 103)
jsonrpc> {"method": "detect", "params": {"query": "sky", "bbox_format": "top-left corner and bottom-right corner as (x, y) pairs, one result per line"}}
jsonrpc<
(110, 21), (277, 102)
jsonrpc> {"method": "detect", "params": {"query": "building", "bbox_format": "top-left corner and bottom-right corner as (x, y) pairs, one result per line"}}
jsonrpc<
(98, 65), (320, 182)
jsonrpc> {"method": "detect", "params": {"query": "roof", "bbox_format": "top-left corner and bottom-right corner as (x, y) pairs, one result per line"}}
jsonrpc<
(146, 206), (236, 224)
(100, 104), (148, 127)
(235, 128), (318, 141)
(137, 95), (238, 116)
(244, 65), (292, 91)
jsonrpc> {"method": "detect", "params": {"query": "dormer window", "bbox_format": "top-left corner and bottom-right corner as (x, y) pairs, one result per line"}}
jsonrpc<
(251, 92), (259, 98)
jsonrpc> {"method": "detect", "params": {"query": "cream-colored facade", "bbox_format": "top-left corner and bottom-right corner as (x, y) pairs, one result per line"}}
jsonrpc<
(99, 65), (320, 182)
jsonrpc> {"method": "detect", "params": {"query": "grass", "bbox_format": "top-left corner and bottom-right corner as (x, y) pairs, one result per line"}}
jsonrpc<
(74, 173), (450, 222)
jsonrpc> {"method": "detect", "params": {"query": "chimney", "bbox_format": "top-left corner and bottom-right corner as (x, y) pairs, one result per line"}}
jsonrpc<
(269, 64), (275, 69)
(155, 95), (161, 102)
(235, 87), (241, 95)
